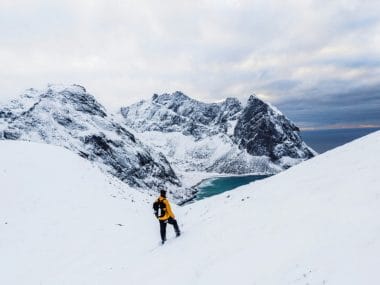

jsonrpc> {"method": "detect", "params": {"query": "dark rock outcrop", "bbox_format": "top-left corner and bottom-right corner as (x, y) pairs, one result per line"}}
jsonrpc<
(120, 92), (316, 174)
(0, 85), (181, 192)
(234, 95), (315, 161)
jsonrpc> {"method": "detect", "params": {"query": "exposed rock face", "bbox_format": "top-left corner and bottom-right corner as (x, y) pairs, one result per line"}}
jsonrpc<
(234, 95), (315, 161)
(121, 91), (243, 138)
(120, 92), (316, 174)
(0, 85), (316, 200)
(0, 85), (182, 194)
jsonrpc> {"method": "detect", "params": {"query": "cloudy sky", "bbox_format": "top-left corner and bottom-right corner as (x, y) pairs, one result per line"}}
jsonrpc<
(1, 0), (380, 129)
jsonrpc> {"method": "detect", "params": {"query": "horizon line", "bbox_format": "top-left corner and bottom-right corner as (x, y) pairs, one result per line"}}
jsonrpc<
(300, 125), (380, 131)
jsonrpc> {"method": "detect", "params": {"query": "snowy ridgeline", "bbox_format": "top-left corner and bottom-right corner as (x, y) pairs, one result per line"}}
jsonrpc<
(119, 91), (316, 175)
(1, 131), (380, 284)
(0, 85), (315, 202)
(0, 85), (190, 200)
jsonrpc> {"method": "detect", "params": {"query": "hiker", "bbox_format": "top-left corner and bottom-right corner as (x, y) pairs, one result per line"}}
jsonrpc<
(153, 189), (181, 244)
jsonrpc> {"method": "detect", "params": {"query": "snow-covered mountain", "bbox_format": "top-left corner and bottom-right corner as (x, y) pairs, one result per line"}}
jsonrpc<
(1, 130), (379, 284)
(0, 85), (315, 201)
(0, 85), (187, 197)
(119, 91), (316, 174)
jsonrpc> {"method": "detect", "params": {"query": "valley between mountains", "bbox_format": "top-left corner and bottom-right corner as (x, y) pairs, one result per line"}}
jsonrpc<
(0, 84), (315, 201)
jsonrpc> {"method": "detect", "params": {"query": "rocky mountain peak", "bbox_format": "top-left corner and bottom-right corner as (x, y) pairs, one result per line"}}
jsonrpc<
(120, 91), (316, 174)
(224, 97), (241, 106)
(152, 91), (190, 104)
(234, 95), (312, 161)
(3, 84), (107, 120)
(121, 91), (244, 139)
(0, 85), (185, 197)
(47, 84), (107, 117)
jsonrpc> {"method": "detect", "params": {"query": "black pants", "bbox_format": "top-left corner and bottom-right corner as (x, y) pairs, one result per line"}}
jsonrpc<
(160, 217), (180, 242)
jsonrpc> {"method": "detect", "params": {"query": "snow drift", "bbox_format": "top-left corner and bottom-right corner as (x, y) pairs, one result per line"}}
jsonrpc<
(1, 131), (380, 284)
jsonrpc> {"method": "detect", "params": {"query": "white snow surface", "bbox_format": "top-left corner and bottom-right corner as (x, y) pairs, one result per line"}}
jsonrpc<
(0, 84), (185, 197)
(132, 130), (283, 175)
(1, 131), (380, 284)
(118, 93), (315, 176)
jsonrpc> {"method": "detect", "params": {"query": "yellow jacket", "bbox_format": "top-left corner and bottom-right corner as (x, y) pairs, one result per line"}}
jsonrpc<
(156, 196), (175, 221)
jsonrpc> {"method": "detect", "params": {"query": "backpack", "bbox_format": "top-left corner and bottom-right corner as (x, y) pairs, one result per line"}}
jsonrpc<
(153, 199), (166, 218)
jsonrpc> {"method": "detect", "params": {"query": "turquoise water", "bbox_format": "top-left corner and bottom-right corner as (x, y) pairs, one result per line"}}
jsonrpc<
(193, 128), (380, 201)
(195, 175), (271, 200)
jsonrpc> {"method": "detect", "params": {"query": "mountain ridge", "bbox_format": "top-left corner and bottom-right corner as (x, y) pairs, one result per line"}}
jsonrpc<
(0, 84), (315, 200)
(0, 84), (189, 199)
(119, 91), (316, 174)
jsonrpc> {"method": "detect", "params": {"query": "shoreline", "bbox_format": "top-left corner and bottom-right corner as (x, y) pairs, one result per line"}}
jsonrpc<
(179, 172), (275, 206)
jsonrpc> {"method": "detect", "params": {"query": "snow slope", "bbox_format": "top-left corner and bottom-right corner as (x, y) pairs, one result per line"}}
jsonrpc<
(1, 131), (380, 284)
(130, 130), (380, 284)
(0, 141), (161, 284)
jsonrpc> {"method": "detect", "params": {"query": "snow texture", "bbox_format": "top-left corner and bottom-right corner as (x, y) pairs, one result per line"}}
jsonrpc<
(0, 84), (192, 199)
(1, 130), (380, 284)
(0, 85), (316, 202)
(119, 91), (316, 175)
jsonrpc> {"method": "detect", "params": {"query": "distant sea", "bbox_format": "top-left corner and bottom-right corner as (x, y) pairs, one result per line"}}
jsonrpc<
(300, 127), (380, 153)
(191, 127), (380, 201)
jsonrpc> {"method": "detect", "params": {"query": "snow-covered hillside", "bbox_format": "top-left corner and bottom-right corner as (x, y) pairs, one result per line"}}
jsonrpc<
(0, 85), (316, 202)
(0, 141), (160, 284)
(141, 130), (380, 284)
(0, 85), (188, 198)
(1, 131), (379, 284)
(119, 92), (316, 175)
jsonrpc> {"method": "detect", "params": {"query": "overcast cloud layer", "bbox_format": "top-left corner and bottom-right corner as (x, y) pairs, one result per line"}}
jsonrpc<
(1, 0), (379, 128)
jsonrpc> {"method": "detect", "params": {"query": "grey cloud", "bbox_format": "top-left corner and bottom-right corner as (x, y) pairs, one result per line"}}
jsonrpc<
(0, 0), (380, 128)
(278, 84), (380, 128)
